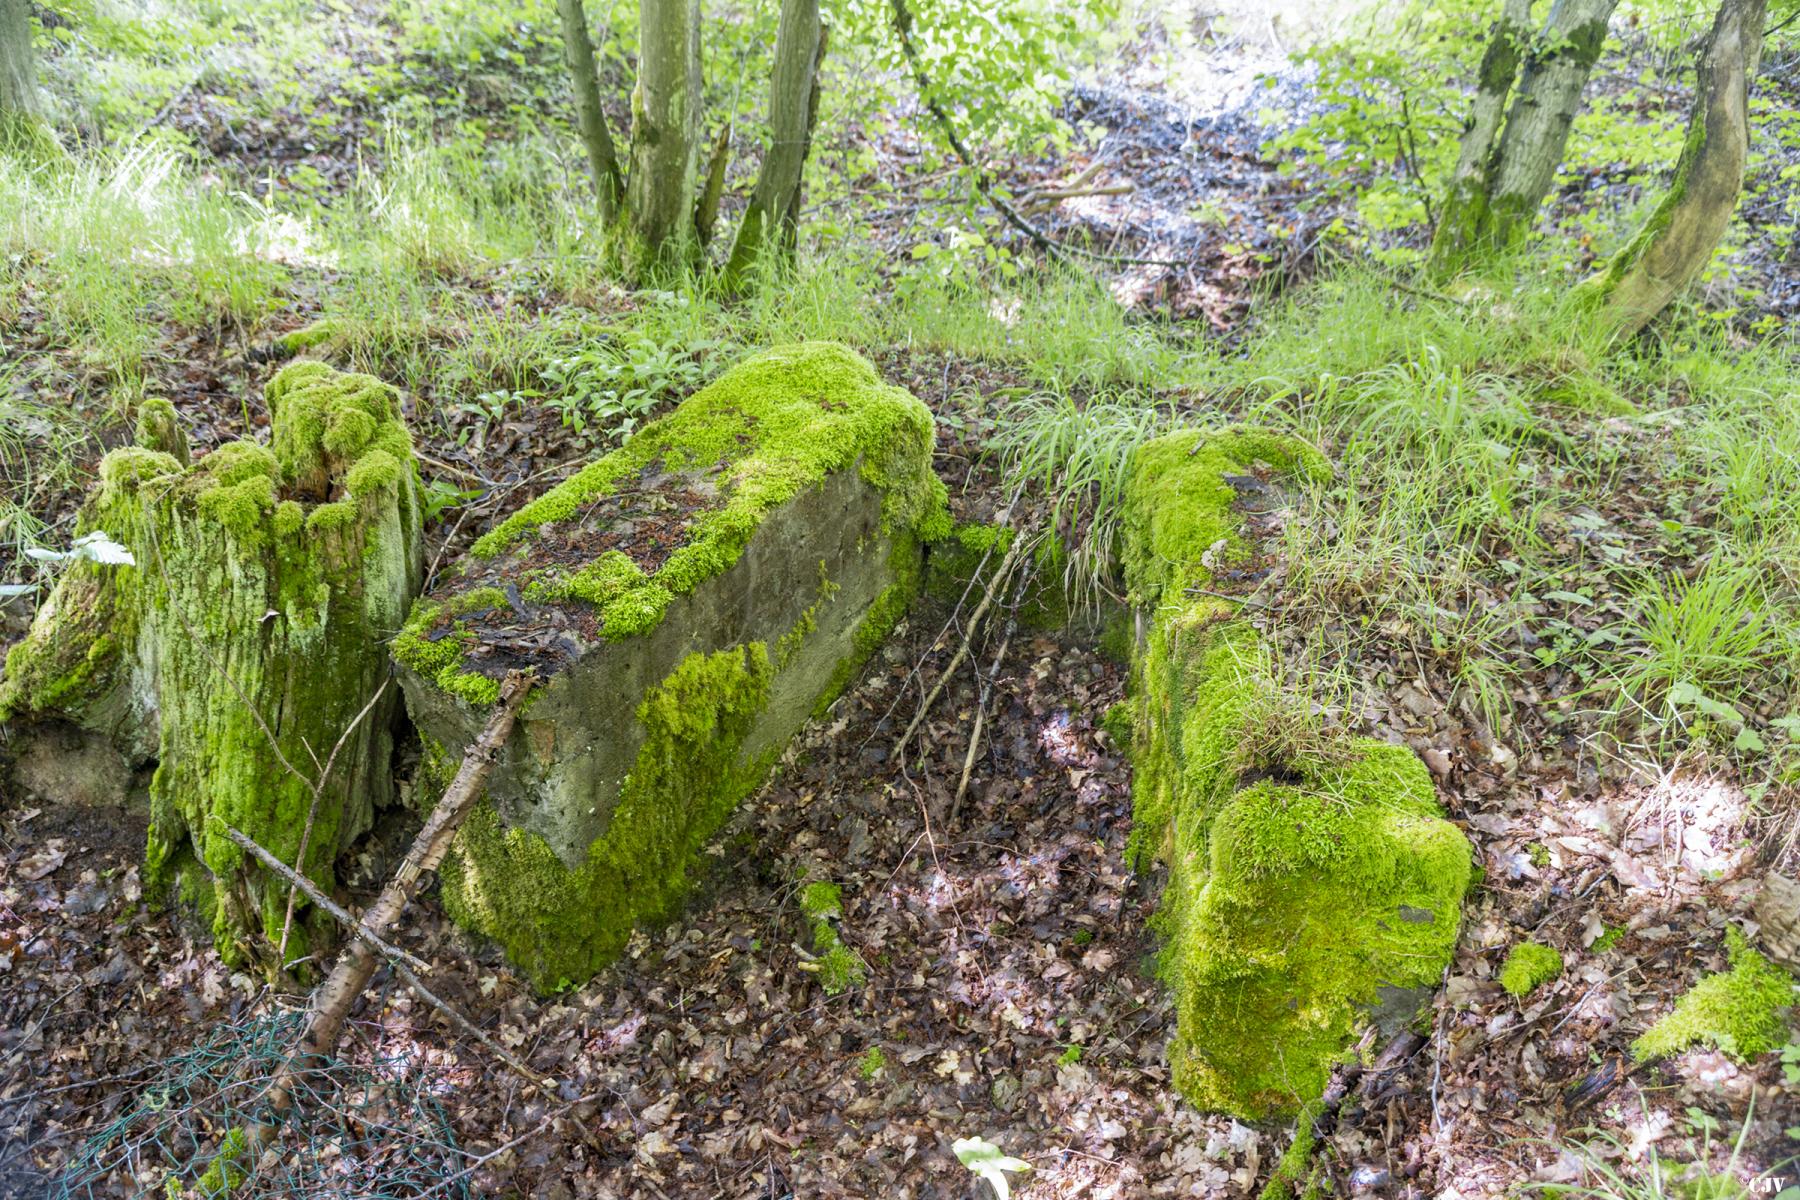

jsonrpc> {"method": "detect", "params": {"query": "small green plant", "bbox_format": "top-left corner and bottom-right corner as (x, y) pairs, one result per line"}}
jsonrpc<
(538, 333), (708, 445)
(798, 880), (866, 996)
(1056, 1044), (1083, 1066)
(952, 1136), (1031, 1200)
(858, 1046), (887, 1080)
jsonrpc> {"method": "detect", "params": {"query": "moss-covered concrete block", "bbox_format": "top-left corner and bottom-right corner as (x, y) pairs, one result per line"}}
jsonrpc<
(1121, 427), (1473, 1120)
(396, 342), (947, 991)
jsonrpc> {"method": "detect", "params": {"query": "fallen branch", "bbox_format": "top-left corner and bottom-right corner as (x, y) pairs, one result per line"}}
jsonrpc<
(246, 670), (537, 1157)
(893, 524), (1032, 765)
(950, 564), (1033, 826)
(225, 825), (431, 975)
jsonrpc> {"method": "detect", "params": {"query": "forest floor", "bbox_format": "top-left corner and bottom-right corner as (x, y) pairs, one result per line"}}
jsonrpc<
(3, 3), (1800, 1198)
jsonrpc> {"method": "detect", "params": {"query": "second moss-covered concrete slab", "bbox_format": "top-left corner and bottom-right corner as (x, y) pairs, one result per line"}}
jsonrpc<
(395, 342), (947, 990)
(1120, 428), (1473, 1122)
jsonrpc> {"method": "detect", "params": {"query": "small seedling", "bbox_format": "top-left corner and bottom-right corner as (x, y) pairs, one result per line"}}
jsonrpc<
(953, 1136), (1031, 1200)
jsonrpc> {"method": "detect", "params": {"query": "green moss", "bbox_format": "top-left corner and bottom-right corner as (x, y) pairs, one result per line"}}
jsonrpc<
(5, 360), (423, 973)
(1123, 428), (1469, 1120)
(392, 601), (502, 708)
(463, 342), (944, 623)
(195, 1127), (247, 1196)
(1499, 942), (1563, 998)
(800, 880), (843, 920)
(1632, 927), (1796, 1062)
(441, 642), (778, 991)
(800, 879), (865, 995)
(1120, 427), (1328, 610)
(1259, 1102), (1321, 1200)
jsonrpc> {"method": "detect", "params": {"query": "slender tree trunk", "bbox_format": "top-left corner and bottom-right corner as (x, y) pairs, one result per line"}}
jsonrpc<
(1484, 0), (1620, 246)
(556, 0), (625, 222)
(724, 0), (826, 288)
(620, 0), (702, 275)
(1584, 0), (1766, 339)
(1428, 0), (1617, 273)
(0, 0), (43, 122)
(1428, 0), (1535, 277)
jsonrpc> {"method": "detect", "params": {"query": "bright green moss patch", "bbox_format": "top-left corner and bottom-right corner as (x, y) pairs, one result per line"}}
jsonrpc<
(441, 643), (778, 991)
(1121, 427), (1328, 609)
(799, 880), (865, 995)
(471, 340), (943, 571)
(1632, 927), (1796, 1062)
(1499, 942), (1564, 998)
(1123, 427), (1470, 1120)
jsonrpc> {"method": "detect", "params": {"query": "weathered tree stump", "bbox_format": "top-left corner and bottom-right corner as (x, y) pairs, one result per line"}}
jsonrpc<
(394, 342), (947, 990)
(0, 365), (423, 968)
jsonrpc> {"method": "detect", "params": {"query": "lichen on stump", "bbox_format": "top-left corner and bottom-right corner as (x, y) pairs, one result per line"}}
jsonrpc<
(0, 364), (424, 967)
(1119, 428), (1473, 1120)
(395, 341), (948, 991)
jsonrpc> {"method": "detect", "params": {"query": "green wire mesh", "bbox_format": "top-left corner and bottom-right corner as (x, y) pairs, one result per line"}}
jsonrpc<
(46, 1008), (472, 1199)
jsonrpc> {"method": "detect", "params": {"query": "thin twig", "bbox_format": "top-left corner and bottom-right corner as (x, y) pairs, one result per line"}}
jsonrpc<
(278, 677), (390, 965)
(224, 825), (432, 975)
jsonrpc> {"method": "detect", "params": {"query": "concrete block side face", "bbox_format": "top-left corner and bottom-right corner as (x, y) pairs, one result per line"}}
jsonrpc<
(395, 342), (944, 991)
(1120, 429), (1472, 1121)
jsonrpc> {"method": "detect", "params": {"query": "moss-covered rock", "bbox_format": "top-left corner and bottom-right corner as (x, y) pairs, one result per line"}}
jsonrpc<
(396, 342), (947, 991)
(0, 363), (424, 969)
(1121, 428), (1472, 1121)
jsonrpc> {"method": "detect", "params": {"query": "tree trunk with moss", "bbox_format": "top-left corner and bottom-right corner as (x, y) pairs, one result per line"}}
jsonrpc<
(619, 0), (702, 275)
(1428, 0), (1535, 276)
(0, 0), (44, 139)
(1582, 0), (1766, 338)
(0, 372), (423, 971)
(723, 0), (826, 288)
(1430, 0), (1618, 274)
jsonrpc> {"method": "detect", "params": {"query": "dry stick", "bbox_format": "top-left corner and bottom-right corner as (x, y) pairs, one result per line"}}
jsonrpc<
(277, 676), (390, 965)
(247, 670), (537, 1156)
(892, 523), (1033, 765)
(949, 564), (1034, 826)
(225, 826), (432, 974)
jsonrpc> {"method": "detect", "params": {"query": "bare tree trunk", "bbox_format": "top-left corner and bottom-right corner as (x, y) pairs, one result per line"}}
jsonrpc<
(1428, 0), (1617, 273)
(1583, 0), (1766, 339)
(1428, 0), (1535, 277)
(0, 0), (43, 126)
(724, 0), (826, 288)
(620, 0), (702, 275)
(1484, 0), (1620, 247)
(556, 0), (625, 222)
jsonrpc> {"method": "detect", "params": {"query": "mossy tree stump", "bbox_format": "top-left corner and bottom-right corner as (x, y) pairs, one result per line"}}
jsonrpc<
(395, 342), (947, 991)
(0, 368), (424, 968)
(1119, 428), (1473, 1120)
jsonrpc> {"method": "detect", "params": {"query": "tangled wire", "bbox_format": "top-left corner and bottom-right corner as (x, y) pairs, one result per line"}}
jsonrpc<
(44, 1007), (471, 1199)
